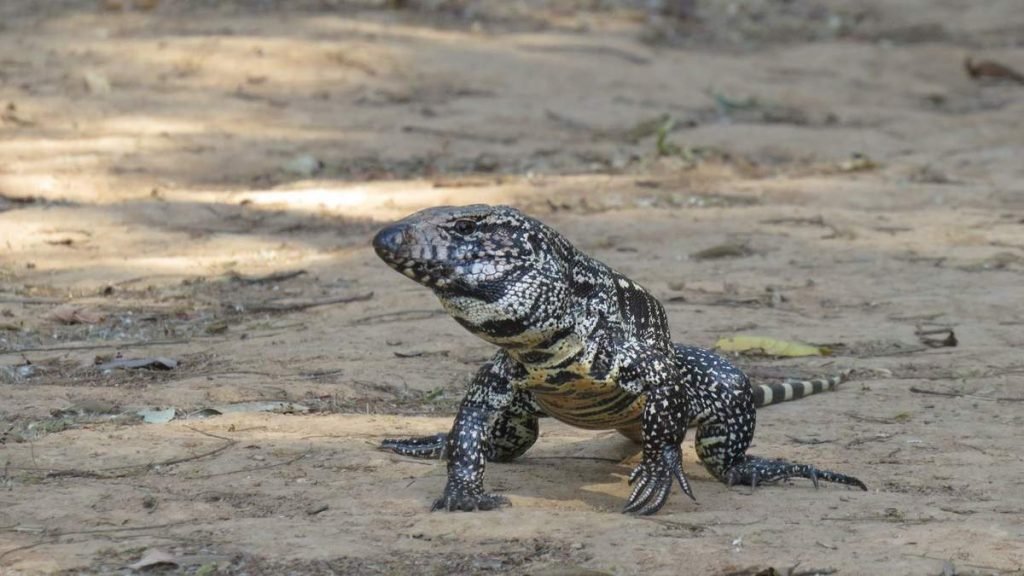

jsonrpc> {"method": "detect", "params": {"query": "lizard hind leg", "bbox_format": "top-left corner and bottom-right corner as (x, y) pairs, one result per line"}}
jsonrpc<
(723, 455), (868, 491)
(487, 409), (540, 462)
(677, 346), (868, 494)
(693, 420), (867, 492)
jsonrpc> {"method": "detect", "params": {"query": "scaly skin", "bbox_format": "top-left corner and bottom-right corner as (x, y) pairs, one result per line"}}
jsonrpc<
(373, 204), (866, 515)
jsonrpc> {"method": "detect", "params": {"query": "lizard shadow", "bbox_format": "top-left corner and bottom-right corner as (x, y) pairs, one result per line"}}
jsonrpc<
(494, 433), (645, 512)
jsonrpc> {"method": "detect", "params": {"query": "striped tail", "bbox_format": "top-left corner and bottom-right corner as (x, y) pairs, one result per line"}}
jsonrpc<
(380, 433), (448, 459)
(751, 370), (851, 408)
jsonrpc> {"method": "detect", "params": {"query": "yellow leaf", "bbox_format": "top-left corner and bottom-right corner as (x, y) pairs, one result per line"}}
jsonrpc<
(715, 335), (827, 357)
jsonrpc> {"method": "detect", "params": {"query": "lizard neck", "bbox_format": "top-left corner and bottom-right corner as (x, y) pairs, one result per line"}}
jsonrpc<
(505, 325), (586, 368)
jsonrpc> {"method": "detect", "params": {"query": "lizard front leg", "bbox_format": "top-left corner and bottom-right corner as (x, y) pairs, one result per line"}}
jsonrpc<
(431, 351), (524, 512)
(434, 404), (509, 511)
(381, 391), (542, 463)
(616, 344), (696, 515)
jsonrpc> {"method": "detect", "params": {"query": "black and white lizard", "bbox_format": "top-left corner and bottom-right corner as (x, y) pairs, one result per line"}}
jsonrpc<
(372, 204), (866, 516)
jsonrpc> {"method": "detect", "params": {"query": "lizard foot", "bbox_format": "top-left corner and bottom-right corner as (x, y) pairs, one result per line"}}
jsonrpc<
(724, 456), (867, 491)
(380, 433), (447, 459)
(623, 444), (695, 515)
(431, 483), (509, 512)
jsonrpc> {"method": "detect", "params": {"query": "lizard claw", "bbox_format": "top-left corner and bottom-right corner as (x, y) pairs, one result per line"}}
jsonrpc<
(623, 445), (695, 515)
(431, 482), (509, 512)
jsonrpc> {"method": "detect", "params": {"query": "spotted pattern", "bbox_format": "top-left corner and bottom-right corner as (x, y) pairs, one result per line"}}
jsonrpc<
(374, 205), (866, 515)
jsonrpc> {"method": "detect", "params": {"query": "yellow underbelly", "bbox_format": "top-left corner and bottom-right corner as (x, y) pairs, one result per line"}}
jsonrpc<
(531, 385), (644, 431)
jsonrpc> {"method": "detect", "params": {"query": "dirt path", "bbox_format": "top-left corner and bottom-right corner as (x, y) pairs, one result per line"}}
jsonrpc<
(1, 1), (1023, 574)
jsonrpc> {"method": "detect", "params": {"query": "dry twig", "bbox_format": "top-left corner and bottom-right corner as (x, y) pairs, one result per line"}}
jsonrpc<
(11, 427), (236, 480)
(246, 292), (373, 313)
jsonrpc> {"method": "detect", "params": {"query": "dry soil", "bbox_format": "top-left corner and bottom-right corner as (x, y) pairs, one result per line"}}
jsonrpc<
(1, 1), (1023, 574)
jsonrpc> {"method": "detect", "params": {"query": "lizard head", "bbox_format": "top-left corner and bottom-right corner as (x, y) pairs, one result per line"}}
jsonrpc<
(373, 204), (575, 345)
(372, 204), (563, 292)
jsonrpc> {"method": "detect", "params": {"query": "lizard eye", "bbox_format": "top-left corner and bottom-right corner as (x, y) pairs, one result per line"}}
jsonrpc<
(452, 219), (477, 235)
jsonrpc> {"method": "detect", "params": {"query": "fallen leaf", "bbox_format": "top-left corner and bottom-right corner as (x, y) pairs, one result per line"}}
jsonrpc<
(524, 568), (614, 576)
(72, 399), (119, 414)
(915, 327), (957, 348)
(657, 0), (698, 19)
(473, 153), (500, 172)
(126, 548), (231, 572)
(655, 116), (680, 156)
(281, 153), (323, 178)
(961, 252), (1023, 271)
(837, 152), (877, 172)
(1, 102), (35, 127)
(96, 357), (178, 371)
(0, 363), (36, 383)
(199, 401), (309, 416)
(49, 304), (104, 324)
(128, 548), (179, 570)
(624, 113), (672, 143)
(715, 335), (828, 357)
(83, 70), (112, 94)
(394, 350), (449, 358)
(205, 320), (229, 334)
(306, 504), (329, 515)
(137, 407), (177, 424)
(965, 57), (1024, 84)
(692, 241), (753, 260)
(228, 269), (307, 284)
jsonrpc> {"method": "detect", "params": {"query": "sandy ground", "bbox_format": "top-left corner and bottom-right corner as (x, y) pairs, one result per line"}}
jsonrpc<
(1, 1), (1023, 574)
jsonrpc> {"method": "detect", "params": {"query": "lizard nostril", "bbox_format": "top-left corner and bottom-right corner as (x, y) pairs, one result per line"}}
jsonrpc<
(373, 225), (406, 257)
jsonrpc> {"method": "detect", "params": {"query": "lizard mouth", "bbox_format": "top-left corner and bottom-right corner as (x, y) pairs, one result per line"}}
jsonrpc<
(372, 224), (452, 287)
